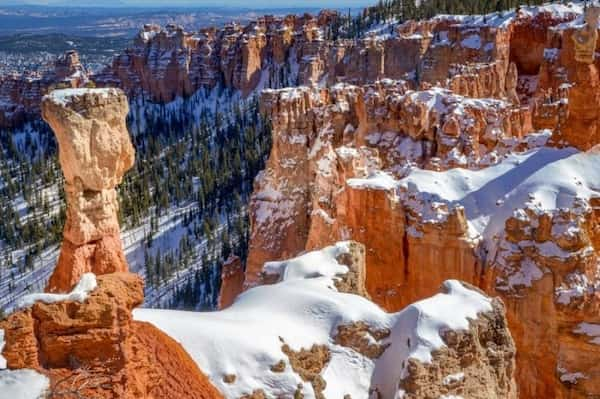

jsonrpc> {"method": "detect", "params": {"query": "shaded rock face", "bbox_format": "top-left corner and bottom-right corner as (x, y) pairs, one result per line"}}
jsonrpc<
(509, 10), (578, 76)
(217, 255), (245, 309)
(533, 8), (600, 150)
(0, 50), (88, 128)
(0, 273), (223, 399)
(41, 88), (135, 293)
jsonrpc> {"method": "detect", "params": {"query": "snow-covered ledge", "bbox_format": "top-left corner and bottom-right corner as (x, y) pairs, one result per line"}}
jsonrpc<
(16, 273), (97, 310)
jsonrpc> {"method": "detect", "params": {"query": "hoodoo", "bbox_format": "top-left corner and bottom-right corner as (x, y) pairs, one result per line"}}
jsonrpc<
(1, 87), (223, 399)
(557, 7), (600, 150)
(41, 88), (135, 293)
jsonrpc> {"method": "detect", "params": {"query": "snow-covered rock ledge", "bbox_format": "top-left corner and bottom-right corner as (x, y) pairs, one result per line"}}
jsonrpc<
(136, 242), (517, 399)
(16, 273), (97, 310)
(43, 87), (123, 107)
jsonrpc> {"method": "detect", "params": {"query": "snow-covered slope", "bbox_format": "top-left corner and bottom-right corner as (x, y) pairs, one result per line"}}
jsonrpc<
(0, 369), (49, 399)
(350, 146), (600, 251)
(136, 242), (497, 399)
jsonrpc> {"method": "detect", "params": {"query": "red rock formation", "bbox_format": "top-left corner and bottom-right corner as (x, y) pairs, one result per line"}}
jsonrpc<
(245, 72), (599, 397)
(218, 255), (245, 309)
(41, 88), (135, 292)
(540, 8), (600, 150)
(246, 81), (529, 291)
(509, 8), (577, 75)
(1, 86), (224, 399)
(0, 50), (88, 128)
(1, 273), (223, 399)
(95, 12), (337, 102)
(489, 200), (600, 398)
(97, 9), (569, 104)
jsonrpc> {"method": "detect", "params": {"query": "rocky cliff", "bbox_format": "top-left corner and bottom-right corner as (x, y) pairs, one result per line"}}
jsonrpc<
(243, 5), (600, 398)
(0, 50), (88, 128)
(0, 87), (223, 398)
(94, 4), (576, 106)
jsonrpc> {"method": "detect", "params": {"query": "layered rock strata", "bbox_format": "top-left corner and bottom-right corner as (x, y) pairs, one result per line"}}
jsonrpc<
(41, 88), (135, 292)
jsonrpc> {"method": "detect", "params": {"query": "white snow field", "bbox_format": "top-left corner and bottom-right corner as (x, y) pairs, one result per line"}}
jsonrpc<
(0, 369), (49, 399)
(135, 242), (493, 399)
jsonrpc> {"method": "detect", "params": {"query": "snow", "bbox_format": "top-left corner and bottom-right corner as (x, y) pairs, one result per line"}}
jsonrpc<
(500, 258), (545, 290)
(558, 365), (587, 384)
(16, 273), (97, 310)
(443, 372), (465, 385)
(347, 171), (398, 191)
(574, 322), (600, 345)
(0, 329), (5, 369)
(398, 147), (600, 254)
(0, 369), (49, 399)
(136, 242), (493, 399)
(44, 88), (120, 106)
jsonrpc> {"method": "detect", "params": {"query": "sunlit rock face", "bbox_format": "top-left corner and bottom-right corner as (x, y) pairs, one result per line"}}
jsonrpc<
(41, 88), (135, 293)
(243, 6), (600, 397)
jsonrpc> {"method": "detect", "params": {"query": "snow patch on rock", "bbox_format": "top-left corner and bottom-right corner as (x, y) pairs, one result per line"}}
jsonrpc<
(17, 273), (97, 310)
(44, 88), (121, 106)
(574, 322), (600, 345)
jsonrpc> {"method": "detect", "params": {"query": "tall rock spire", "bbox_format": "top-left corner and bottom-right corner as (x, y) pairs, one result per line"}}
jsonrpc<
(41, 88), (135, 293)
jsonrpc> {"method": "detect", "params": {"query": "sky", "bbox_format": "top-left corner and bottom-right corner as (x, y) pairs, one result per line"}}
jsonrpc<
(2, 0), (374, 8)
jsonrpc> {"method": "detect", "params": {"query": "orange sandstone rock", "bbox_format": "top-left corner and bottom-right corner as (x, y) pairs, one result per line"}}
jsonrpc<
(41, 88), (135, 292)
(245, 78), (599, 398)
(218, 255), (245, 309)
(1, 273), (223, 399)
